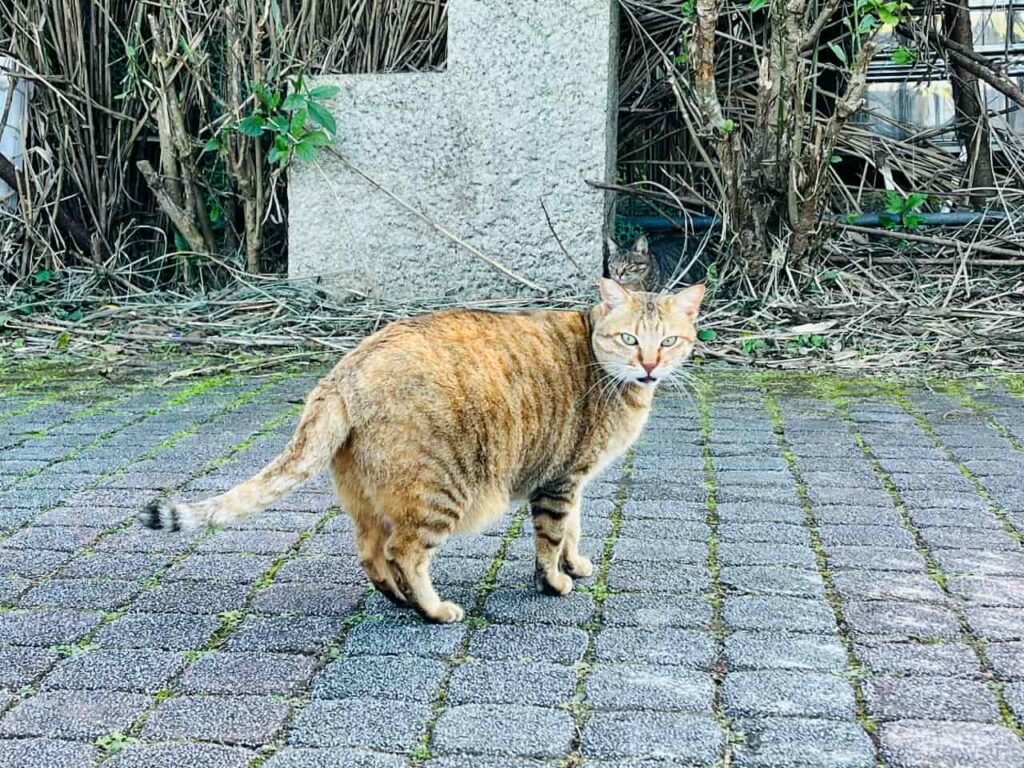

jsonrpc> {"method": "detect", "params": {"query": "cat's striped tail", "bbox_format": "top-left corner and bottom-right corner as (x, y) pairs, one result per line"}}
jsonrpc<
(137, 381), (350, 532)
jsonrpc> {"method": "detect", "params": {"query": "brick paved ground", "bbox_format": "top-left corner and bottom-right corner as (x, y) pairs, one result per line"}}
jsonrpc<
(0, 365), (1023, 767)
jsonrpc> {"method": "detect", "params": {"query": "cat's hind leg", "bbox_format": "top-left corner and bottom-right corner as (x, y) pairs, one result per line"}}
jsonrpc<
(383, 512), (463, 623)
(331, 456), (407, 606)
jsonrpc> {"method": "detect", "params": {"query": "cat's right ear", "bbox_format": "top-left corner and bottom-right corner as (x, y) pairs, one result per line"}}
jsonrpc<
(599, 278), (631, 308)
(606, 238), (620, 257)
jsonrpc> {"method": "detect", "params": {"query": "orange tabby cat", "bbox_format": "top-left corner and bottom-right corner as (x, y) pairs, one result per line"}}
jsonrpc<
(139, 280), (706, 622)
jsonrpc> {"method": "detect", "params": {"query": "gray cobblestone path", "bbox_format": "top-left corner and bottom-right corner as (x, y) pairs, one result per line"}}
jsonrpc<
(1, 367), (1023, 767)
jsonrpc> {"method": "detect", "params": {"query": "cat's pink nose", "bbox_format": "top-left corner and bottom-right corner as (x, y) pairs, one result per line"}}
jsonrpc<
(641, 361), (657, 374)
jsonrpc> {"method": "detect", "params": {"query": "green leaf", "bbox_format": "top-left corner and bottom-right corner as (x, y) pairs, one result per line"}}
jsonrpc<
(810, 334), (825, 347)
(267, 145), (282, 166)
(830, 154), (841, 164)
(209, 204), (221, 224)
(876, 7), (898, 23)
(294, 139), (317, 162)
(289, 108), (308, 137)
(721, 118), (735, 134)
(67, 308), (83, 322)
(267, 115), (290, 135)
(890, 45), (917, 65)
(33, 269), (52, 284)
(856, 13), (877, 33)
(56, 331), (70, 350)
(884, 190), (903, 214)
(905, 192), (927, 210)
(307, 101), (337, 136)
(203, 136), (221, 153)
(749, 0), (768, 11)
(304, 130), (331, 147)
(282, 92), (306, 111)
(238, 115), (265, 137)
(697, 328), (717, 342)
(828, 42), (848, 65)
(309, 84), (340, 100)
(902, 212), (924, 230)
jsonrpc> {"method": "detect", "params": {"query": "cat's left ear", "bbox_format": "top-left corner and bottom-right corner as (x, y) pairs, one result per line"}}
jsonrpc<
(599, 278), (631, 308)
(669, 283), (706, 319)
(633, 235), (650, 255)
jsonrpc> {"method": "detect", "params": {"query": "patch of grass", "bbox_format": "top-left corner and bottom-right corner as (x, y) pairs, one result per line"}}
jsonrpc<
(51, 642), (98, 659)
(95, 731), (141, 757)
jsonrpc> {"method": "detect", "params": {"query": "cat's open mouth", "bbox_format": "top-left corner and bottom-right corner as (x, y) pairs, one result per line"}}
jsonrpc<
(637, 375), (657, 384)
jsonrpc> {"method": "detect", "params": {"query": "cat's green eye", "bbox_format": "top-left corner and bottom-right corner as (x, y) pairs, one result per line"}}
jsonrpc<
(661, 336), (679, 348)
(620, 333), (639, 346)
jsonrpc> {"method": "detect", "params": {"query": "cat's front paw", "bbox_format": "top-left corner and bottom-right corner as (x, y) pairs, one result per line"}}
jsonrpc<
(563, 552), (594, 579)
(535, 563), (574, 596)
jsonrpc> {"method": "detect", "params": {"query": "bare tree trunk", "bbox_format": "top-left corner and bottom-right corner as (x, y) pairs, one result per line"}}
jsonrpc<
(943, 0), (995, 207)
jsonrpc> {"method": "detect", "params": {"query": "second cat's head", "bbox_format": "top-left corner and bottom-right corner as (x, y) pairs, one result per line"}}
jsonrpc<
(591, 279), (706, 388)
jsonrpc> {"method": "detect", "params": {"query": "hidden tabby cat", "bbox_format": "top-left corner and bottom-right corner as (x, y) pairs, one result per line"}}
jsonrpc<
(139, 279), (706, 623)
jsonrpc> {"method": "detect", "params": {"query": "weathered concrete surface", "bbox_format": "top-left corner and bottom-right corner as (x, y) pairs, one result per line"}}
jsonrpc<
(1, 368), (1024, 766)
(288, 0), (618, 301)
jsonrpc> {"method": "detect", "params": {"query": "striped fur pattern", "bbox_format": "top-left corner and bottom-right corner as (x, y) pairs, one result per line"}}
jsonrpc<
(607, 235), (663, 292)
(139, 280), (706, 622)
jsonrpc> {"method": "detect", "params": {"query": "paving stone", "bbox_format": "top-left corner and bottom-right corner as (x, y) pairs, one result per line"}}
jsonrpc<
(0, 690), (151, 739)
(165, 553), (276, 583)
(226, 615), (344, 654)
(0, 548), (71, 578)
(724, 632), (847, 672)
(433, 703), (574, 758)
(595, 628), (715, 668)
(948, 575), (1024, 607)
(196, 529), (301, 554)
(724, 596), (837, 633)
(718, 542), (818, 568)
(96, 529), (201, 554)
(734, 717), (875, 768)
(814, 506), (905, 526)
(582, 711), (723, 762)
(344, 620), (466, 658)
(0, 737), (99, 768)
(818, 524), (915, 549)
(585, 664), (713, 712)
(144, 695), (291, 746)
(0, 647), (58, 688)
(714, 503), (804, 524)
(1004, 682), (1024, 720)
(720, 522), (810, 545)
(919, 526), (1019, 550)
(619, 500), (707, 521)
(483, 589), (594, 626)
(720, 566), (825, 598)
(864, 677), (1000, 722)
(274, 556), (364, 584)
(602, 594), (712, 628)
(832, 571), (947, 603)
(131, 581), (247, 614)
(34, 505), (133, 528)
(95, 612), (220, 650)
(251, 583), (364, 616)
(179, 651), (316, 695)
(447, 659), (576, 707)
(880, 720), (1024, 768)
(59, 552), (170, 580)
(41, 649), (184, 692)
(825, 546), (927, 573)
(467, 624), (588, 664)
(288, 698), (430, 751)
(856, 641), (981, 678)
(933, 549), (1024, 575)
(19, 578), (140, 610)
(2, 526), (100, 552)
(724, 671), (856, 718)
(264, 750), (407, 768)
(606, 560), (711, 593)
(844, 601), (962, 640)
(104, 743), (258, 768)
(0, 609), (101, 646)
(964, 606), (1024, 641)
(313, 655), (446, 701)
(986, 642), (1024, 679)
(618, 518), (710, 541)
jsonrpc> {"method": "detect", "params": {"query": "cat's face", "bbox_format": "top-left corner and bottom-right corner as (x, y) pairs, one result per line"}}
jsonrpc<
(607, 236), (653, 290)
(591, 279), (706, 388)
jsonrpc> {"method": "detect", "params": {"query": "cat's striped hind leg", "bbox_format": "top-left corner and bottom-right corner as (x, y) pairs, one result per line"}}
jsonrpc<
(530, 479), (580, 596)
